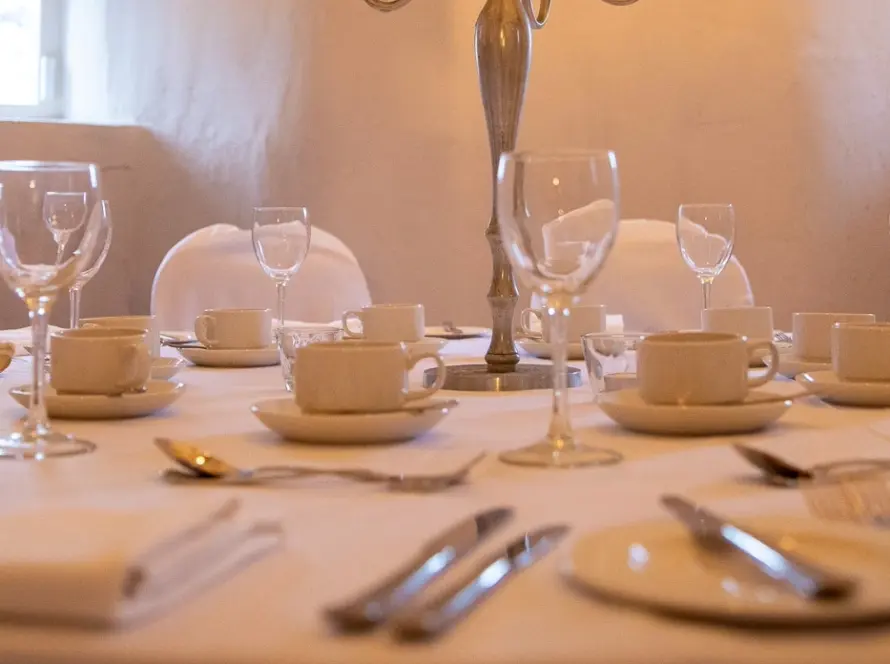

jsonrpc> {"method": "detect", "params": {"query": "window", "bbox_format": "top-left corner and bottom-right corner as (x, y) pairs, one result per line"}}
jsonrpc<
(0, 0), (65, 118)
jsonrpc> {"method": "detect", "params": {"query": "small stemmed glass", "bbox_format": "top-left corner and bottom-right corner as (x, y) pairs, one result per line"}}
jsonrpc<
(68, 200), (113, 328)
(676, 203), (735, 310)
(0, 162), (103, 459)
(44, 191), (88, 264)
(252, 207), (311, 327)
(497, 149), (623, 468)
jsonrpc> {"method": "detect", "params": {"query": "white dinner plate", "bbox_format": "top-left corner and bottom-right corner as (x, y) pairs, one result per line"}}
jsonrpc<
(797, 370), (890, 408)
(406, 338), (449, 355)
(178, 345), (279, 368)
(564, 516), (890, 627)
(763, 352), (830, 379)
(151, 357), (187, 380)
(425, 326), (491, 340)
(9, 381), (185, 420)
(250, 398), (458, 444)
(598, 386), (794, 436)
(517, 339), (584, 361)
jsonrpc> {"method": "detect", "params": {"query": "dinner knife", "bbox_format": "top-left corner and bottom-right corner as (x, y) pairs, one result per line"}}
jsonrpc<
(324, 506), (513, 631)
(391, 524), (570, 640)
(661, 495), (857, 601)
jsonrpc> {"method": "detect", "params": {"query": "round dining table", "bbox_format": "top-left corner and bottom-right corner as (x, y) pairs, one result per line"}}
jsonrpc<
(1, 335), (890, 664)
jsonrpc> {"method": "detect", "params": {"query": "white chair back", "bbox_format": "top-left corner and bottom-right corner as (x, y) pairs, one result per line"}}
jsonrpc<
(531, 219), (754, 332)
(151, 224), (371, 331)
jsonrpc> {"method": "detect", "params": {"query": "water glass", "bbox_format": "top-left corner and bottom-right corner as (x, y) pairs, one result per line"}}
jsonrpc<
(581, 332), (649, 400)
(276, 325), (343, 392)
(252, 207), (311, 328)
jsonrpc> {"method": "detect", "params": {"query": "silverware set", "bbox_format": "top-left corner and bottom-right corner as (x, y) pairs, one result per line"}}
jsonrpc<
(324, 507), (569, 640)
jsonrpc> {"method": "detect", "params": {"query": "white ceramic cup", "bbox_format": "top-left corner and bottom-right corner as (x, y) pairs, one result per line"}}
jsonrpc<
(194, 308), (273, 350)
(520, 304), (607, 342)
(792, 312), (876, 362)
(832, 322), (890, 382)
(294, 340), (446, 413)
(50, 328), (152, 395)
(342, 304), (425, 343)
(637, 331), (779, 405)
(702, 306), (774, 342)
(81, 315), (160, 358)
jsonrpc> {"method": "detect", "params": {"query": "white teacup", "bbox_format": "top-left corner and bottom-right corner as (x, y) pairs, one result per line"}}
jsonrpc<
(195, 308), (272, 350)
(792, 312), (876, 362)
(50, 328), (152, 395)
(81, 315), (160, 358)
(702, 306), (774, 342)
(637, 332), (779, 406)
(342, 304), (425, 343)
(520, 304), (607, 342)
(294, 340), (446, 413)
(832, 322), (890, 382)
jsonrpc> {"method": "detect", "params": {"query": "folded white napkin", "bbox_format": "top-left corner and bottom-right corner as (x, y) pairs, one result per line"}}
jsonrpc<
(741, 425), (890, 470)
(0, 496), (282, 627)
(0, 326), (64, 355)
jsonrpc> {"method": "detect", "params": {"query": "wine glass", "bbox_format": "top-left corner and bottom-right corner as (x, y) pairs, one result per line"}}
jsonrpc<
(68, 200), (113, 328)
(676, 203), (735, 310)
(44, 191), (88, 264)
(0, 161), (103, 459)
(497, 149), (623, 468)
(252, 207), (311, 327)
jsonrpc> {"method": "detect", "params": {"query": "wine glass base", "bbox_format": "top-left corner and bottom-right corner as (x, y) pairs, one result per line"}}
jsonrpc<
(424, 364), (583, 392)
(499, 442), (623, 469)
(0, 431), (96, 460)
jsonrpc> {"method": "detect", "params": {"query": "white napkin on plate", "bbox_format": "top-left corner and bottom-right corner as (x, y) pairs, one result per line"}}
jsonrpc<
(740, 426), (890, 470)
(0, 496), (282, 627)
(0, 326), (63, 355)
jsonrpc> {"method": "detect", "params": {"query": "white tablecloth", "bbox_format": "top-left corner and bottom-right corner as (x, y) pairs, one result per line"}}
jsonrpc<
(1, 339), (890, 663)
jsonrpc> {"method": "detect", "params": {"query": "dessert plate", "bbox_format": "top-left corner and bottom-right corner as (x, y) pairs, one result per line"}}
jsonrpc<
(151, 357), (187, 380)
(763, 353), (830, 379)
(598, 386), (794, 436)
(405, 338), (449, 355)
(564, 516), (890, 627)
(250, 398), (458, 444)
(517, 339), (584, 361)
(425, 326), (490, 340)
(9, 381), (185, 420)
(178, 345), (279, 368)
(797, 371), (890, 408)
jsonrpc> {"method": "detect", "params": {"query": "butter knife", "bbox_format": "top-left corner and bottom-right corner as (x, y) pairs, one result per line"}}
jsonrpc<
(324, 506), (513, 631)
(661, 495), (857, 601)
(391, 524), (570, 640)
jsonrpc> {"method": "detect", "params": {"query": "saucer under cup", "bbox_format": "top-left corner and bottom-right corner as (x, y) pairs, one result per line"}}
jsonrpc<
(10, 381), (184, 420)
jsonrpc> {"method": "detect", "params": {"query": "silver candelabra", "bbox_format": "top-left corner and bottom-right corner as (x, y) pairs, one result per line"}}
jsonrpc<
(364, 0), (639, 391)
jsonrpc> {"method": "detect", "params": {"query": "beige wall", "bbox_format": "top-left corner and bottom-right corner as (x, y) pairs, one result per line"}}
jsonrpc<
(3, 0), (889, 329)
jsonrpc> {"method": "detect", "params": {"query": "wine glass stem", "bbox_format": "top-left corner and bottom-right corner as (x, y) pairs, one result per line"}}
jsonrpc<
(546, 301), (574, 450)
(275, 280), (287, 327)
(69, 286), (82, 329)
(24, 296), (53, 442)
(701, 278), (713, 310)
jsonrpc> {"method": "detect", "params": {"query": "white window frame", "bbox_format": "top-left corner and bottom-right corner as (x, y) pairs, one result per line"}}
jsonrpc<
(0, 0), (66, 119)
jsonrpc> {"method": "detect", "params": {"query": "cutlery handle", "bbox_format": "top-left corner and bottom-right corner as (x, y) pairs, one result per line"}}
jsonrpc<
(253, 465), (385, 482)
(324, 548), (456, 630)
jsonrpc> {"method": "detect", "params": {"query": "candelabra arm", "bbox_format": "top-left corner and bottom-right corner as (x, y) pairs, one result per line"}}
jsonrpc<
(520, 0), (551, 28)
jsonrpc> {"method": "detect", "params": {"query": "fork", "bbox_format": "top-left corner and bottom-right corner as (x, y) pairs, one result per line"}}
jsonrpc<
(773, 330), (792, 344)
(442, 321), (464, 336)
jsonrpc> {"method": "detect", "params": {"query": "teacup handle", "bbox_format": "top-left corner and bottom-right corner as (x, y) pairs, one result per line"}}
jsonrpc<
(519, 308), (543, 339)
(341, 310), (364, 339)
(117, 344), (151, 392)
(195, 315), (217, 347)
(404, 352), (447, 402)
(746, 339), (779, 388)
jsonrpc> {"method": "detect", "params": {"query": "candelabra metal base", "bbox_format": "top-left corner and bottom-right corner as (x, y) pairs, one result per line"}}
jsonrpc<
(423, 364), (582, 392)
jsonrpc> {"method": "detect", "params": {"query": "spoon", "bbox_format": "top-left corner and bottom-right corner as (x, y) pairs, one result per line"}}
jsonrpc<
(733, 443), (890, 486)
(154, 438), (485, 493)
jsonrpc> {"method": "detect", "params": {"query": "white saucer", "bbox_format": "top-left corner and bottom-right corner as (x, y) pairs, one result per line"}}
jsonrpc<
(9, 381), (185, 420)
(763, 352), (830, 378)
(425, 326), (490, 340)
(598, 386), (793, 436)
(178, 345), (279, 368)
(151, 357), (186, 380)
(516, 339), (584, 361)
(797, 370), (890, 407)
(406, 338), (449, 355)
(250, 398), (458, 444)
(564, 516), (890, 627)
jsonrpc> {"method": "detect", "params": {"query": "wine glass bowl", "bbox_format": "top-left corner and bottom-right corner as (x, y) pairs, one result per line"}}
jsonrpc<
(252, 207), (311, 327)
(0, 161), (102, 459)
(496, 149), (624, 468)
(676, 203), (736, 310)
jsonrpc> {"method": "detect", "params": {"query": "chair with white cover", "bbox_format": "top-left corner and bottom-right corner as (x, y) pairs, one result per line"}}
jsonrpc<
(531, 219), (754, 332)
(151, 224), (371, 331)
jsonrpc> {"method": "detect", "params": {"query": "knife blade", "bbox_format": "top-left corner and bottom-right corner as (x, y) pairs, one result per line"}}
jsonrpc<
(391, 524), (570, 640)
(324, 506), (514, 631)
(661, 495), (857, 601)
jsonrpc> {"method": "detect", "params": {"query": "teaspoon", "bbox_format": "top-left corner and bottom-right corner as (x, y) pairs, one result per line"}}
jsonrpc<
(733, 443), (890, 486)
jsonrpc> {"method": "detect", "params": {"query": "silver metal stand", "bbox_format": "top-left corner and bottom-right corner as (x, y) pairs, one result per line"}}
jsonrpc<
(363, 0), (638, 391)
